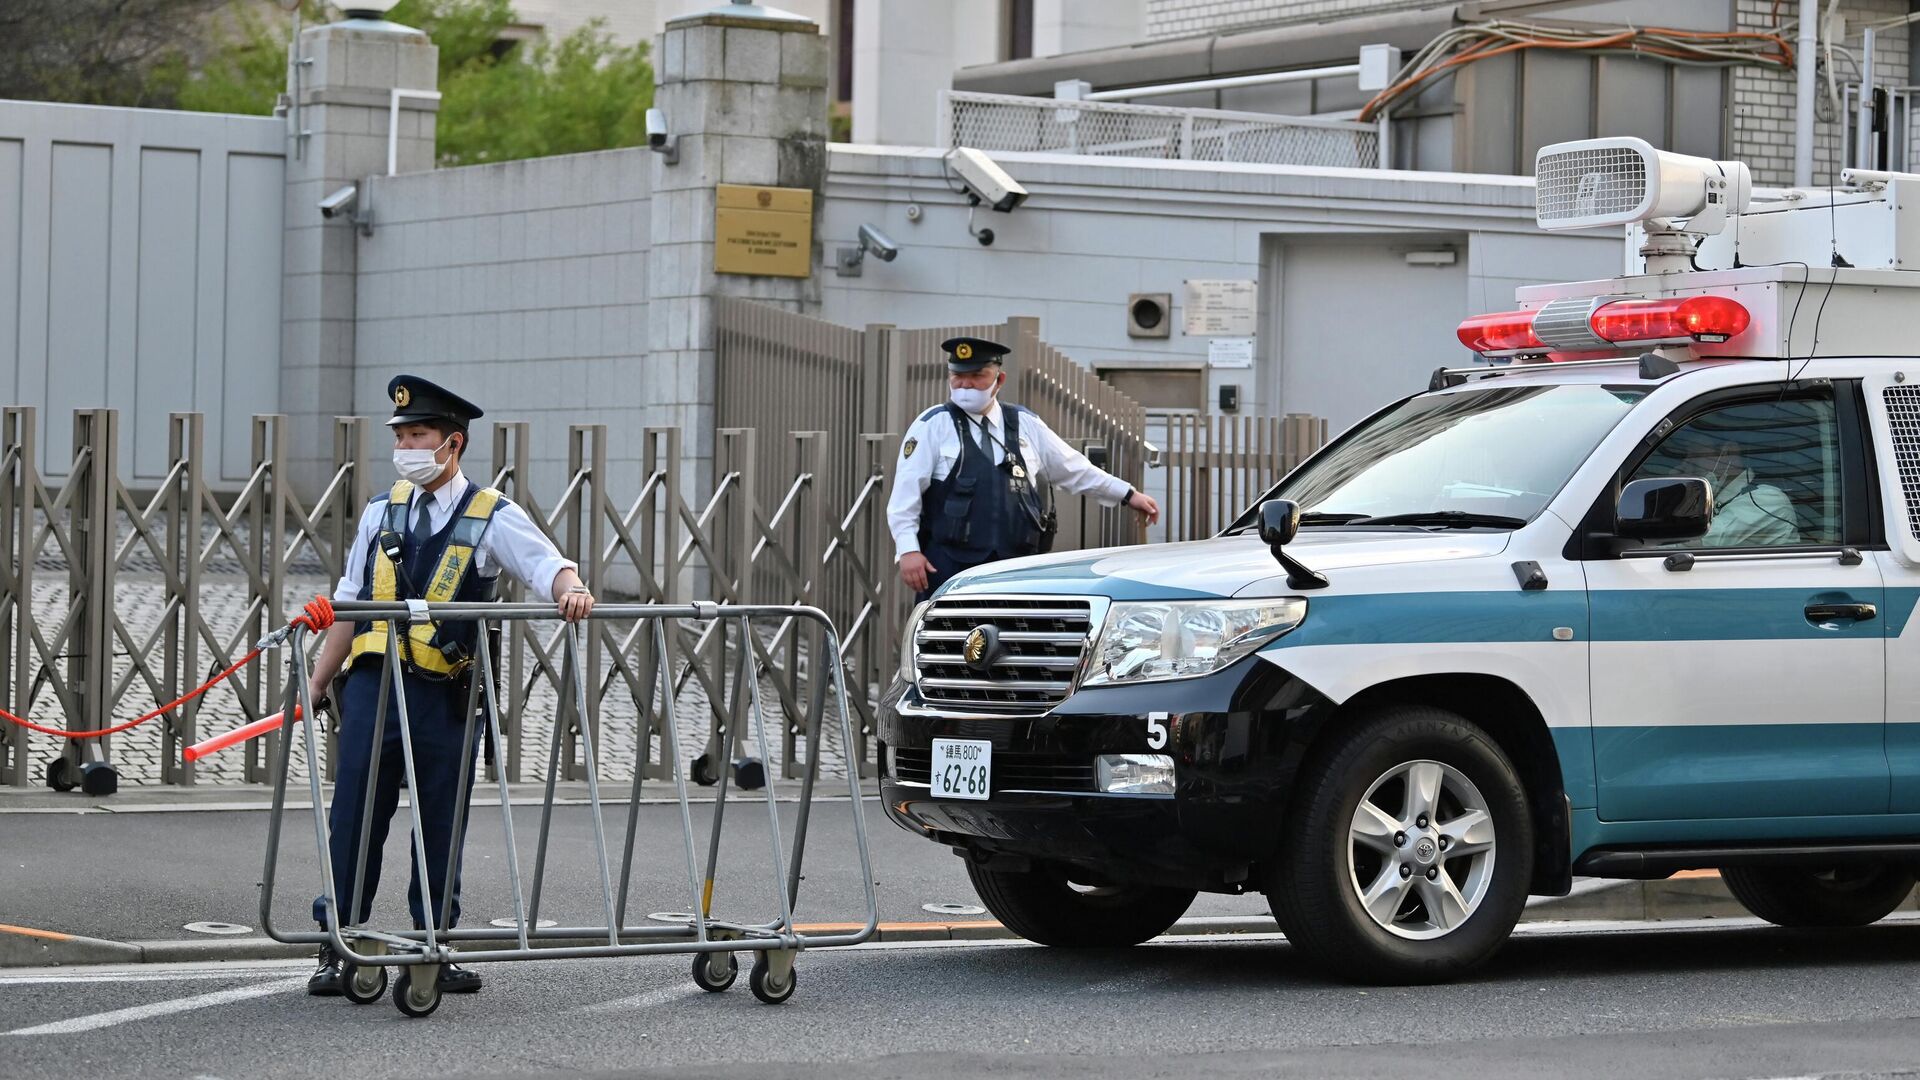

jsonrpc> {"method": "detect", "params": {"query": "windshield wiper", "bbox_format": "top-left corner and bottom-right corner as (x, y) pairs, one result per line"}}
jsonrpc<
(1352, 511), (1527, 529)
(1224, 510), (1366, 535)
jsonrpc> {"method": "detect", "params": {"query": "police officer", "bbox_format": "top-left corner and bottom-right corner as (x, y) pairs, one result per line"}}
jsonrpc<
(888, 337), (1159, 601)
(304, 376), (595, 997)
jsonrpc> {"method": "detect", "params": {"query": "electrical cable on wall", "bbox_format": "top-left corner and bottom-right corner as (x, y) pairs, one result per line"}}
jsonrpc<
(1360, 20), (1797, 123)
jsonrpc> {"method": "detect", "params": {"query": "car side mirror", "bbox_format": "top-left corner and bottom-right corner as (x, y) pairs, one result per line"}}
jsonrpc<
(1616, 477), (1714, 541)
(1257, 499), (1327, 590)
(1258, 499), (1300, 547)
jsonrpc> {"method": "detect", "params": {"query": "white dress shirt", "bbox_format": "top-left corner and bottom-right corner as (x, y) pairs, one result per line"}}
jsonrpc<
(886, 399), (1131, 561)
(333, 470), (578, 602)
(1702, 468), (1802, 548)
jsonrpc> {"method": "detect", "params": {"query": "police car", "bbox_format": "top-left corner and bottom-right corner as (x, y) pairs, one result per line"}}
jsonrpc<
(877, 136), (1920, 983)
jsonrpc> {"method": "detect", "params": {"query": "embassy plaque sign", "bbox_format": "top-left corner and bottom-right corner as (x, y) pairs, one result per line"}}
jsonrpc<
(715, 184), (813, 278)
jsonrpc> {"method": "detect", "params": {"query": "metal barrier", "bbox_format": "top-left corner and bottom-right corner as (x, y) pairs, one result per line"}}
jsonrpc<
(0, 408), (368, 790)
(939, 90), (1381, 169)
(260, 601), (875, 1016)
(0, 396), (1325, 788)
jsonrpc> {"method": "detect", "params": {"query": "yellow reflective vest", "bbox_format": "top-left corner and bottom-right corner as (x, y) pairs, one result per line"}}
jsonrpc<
(348, 479), (504, 677)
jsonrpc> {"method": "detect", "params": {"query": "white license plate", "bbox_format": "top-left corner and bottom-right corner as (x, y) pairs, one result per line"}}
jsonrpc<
(930, 738), (993, 800)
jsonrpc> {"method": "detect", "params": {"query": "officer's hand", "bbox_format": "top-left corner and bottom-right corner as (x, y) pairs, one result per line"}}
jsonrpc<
(1127, 490), (1161, 526)
(900, 552), (936, 592)
(306, 673), (333, 712)
(558, 587), (595, 623)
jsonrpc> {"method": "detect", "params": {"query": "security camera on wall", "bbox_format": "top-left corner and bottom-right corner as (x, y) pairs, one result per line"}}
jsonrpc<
(945, 147), (1028, 212)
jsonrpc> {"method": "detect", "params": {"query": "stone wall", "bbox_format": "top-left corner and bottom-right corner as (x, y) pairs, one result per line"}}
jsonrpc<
(353, 149), (652, 497)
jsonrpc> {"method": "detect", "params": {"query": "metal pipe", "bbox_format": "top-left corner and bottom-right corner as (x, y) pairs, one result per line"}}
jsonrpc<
(1084, 62), (1362, 102)
(1795, 0), (1817, 186)
(1858, 26), (1877, 171)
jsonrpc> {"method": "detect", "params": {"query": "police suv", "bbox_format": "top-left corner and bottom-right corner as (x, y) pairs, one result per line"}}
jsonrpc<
(878, 137), (1920, 983)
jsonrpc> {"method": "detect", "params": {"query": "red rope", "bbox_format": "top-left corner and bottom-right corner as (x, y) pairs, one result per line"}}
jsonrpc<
(0, 595), (336, 740)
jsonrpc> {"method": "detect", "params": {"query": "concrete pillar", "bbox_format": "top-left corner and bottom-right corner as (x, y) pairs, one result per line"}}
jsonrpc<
(852, 0), (953, 146)
(280, 11), (438, 497)
(1033, 0), (1142, 58)
(648, 1), (830, 493)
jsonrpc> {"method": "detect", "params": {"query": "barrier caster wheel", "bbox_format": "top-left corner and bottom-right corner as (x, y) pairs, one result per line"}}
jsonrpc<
(748, 953), (796, 1005)
(691, 952), (737, 993)
(691, 753), (719, 787)
(343, 963), (387, 1005)
(45, 757), (77, 792)
(393, 971), (441, 1018)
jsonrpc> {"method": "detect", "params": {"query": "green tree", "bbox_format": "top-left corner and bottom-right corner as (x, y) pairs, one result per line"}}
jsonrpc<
(0, 0), (228, 108)
(174, 0), (655, 167)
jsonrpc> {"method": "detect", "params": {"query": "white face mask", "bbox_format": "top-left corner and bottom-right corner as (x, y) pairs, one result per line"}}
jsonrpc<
(950, 385), (995, 416)
(393, 435), (453, 485)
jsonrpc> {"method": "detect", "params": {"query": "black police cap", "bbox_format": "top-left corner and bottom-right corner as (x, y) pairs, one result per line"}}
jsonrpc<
(941, 336), (1011, 373)
(386, 375), (484, 429)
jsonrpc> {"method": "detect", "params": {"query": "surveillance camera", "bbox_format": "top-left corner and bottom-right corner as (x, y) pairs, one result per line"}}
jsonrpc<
(944, 147), (1028, 213)
(318, 184), (358, 220)
(858, 223), (899, 262)
(837, 222), (902, 277)
(645, 108), (679, 164)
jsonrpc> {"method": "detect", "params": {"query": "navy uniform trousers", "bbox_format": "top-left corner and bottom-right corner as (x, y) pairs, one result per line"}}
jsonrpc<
(312, 658), (479, 931)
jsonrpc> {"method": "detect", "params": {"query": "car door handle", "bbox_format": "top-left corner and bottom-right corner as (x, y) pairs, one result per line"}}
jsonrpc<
(1804, 602), (1877, 622)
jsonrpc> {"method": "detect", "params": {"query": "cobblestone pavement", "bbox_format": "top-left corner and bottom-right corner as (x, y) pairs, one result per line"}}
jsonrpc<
(14, 573), (855, 788)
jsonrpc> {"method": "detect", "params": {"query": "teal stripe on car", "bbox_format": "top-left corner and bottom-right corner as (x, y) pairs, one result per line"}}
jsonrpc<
(1260, 591), (1588, 649)
(1592, 722), (1888, 821)
(1255, 587), (1920, 651)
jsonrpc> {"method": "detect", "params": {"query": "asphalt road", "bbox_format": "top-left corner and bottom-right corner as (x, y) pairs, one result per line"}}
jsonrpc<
(6, 917), (1920, 1079)
(3, 798), (1256, 941)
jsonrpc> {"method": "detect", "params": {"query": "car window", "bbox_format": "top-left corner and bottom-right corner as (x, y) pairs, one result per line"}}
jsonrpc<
(1628, 393), (1840, 549)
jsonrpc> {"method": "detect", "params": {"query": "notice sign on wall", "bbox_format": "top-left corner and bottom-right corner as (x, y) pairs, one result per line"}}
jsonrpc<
(715, 184), (814, 278)
(1183, 279), (1257, 337)
(1207, 337), (1255, 368)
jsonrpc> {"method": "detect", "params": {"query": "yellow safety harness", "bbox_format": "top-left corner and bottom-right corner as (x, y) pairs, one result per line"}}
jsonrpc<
(349, 479), (503, 678)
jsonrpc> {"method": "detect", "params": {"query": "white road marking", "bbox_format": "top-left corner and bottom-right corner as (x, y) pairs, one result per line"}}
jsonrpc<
(0, 962), (307, 986)
(2, 976), (308, 1036)
(578, 983), (702, 1013)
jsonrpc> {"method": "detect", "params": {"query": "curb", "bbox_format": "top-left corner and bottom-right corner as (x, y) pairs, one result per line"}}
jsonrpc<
(3, 876), (1775, 969)
(0, 924), (144, 967)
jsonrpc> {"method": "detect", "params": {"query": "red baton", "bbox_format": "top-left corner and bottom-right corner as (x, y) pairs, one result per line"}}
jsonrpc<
(183, 705), (305, 763)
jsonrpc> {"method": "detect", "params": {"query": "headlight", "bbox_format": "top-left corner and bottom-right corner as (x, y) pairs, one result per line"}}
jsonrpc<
(898, 600), (929, 681)
(1081, 598), (1305, 687)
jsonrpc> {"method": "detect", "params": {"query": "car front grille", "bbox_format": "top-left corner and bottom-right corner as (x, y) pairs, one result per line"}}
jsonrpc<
(913, 596), (1094, 713)
(892, 747), (1096, 793)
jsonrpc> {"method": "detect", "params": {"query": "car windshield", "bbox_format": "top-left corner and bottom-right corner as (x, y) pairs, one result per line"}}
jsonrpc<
(1234, 383), (1648, 530)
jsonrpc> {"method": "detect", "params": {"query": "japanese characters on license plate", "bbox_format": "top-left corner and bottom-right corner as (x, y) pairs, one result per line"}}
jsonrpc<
(930, 738), (992, 800)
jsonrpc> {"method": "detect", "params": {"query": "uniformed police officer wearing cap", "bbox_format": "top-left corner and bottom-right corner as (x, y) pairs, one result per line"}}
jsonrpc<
(302, 376), (596, 998)
(888, 337), (1159, 600)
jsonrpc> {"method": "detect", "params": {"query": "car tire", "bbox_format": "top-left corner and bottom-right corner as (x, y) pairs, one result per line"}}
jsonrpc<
(965, 860), (1195, 947)
(1721, 864), (1917, 927)
(1268, 704), (1533, 985)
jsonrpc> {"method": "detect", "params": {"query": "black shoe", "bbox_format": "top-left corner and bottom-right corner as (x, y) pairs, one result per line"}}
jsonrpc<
(308, 944), (344, 996)
(439, 963), (483, 994)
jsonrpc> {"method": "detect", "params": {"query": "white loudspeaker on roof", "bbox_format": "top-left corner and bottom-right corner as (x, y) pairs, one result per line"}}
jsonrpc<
(1534, 137), (1751, 236)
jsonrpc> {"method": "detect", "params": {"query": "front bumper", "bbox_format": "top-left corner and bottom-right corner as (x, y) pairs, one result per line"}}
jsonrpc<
(877, 654), (1336, 892)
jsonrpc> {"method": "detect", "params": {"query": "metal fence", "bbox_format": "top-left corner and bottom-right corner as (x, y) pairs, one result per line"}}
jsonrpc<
(939, 91), (1380, 169)
(3, 397), (1322, 790)
(1155, 412), (1329, 542)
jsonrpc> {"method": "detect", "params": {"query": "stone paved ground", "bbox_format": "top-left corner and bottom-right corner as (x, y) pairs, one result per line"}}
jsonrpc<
(13, 571), (857, 789)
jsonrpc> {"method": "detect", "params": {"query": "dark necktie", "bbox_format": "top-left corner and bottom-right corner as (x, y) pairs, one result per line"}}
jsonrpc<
(407, 497), (433, 588)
